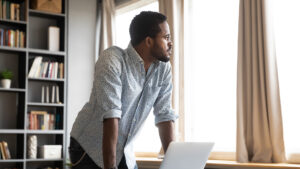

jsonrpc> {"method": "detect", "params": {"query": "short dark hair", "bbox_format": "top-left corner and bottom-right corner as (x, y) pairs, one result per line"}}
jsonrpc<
(129, 11), (167, 46)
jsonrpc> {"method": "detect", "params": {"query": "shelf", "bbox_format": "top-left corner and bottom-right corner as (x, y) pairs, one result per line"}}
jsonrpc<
(26, 158), (64, 162)
(0, 129), (25, 134)
(0, 159), (25, 163)
(28, 48), (66, 56)
(27, 102), (65, 107)
(26, 130), (64, 134)
(0, 19), (27, 25)
(28, 77), (65, 82)
(0, 88), (26, 93)
(29, 9), (65, 18)
(0, 46), (26, 52)
(0, 1), (67, 168)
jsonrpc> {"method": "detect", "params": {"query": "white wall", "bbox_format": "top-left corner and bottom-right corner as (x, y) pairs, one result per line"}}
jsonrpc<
(67, 0), (97, 148)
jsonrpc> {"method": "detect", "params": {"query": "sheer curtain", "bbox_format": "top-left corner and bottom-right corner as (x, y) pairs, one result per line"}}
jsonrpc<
(184, 0), (239, 154)
(274, 0), (300, 163)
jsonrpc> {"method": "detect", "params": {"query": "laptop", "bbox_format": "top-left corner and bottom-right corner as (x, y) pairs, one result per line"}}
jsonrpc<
(159, 142), (214, 169)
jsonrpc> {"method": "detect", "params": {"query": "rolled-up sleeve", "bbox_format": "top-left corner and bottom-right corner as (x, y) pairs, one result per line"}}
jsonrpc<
(94, 49), (123, 121)
(153, 63), (178, 125)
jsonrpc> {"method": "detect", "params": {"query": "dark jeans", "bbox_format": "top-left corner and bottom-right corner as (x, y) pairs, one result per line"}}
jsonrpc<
(69, 137), (130, 169)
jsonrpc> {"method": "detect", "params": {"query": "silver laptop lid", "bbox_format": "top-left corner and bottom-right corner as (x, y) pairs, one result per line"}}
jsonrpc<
(159, 142), (214, 169)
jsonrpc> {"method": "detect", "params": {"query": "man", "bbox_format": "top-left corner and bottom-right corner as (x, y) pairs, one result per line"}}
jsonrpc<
(69, 11), (177, 169)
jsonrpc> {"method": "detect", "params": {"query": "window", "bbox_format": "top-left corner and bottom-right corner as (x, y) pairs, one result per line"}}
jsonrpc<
(184, 0), (239, 154)
(115, 1), (161, 153)
(274, 0), (300, 162)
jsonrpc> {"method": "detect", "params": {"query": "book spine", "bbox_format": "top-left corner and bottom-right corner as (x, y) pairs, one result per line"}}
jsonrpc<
(0, 142), (6, 159)
(51, 85), (55, 103)
(41, 85), (45, 103)
(2, 141), (11, 159)
(10, 3), (14, 20)
(56, 85), (60, 103)
(46, 86), (49, 103)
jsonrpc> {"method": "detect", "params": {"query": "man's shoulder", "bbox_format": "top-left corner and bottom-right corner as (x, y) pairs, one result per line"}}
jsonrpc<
(98, 46), (126, 64)
(102, 46), (126, 58)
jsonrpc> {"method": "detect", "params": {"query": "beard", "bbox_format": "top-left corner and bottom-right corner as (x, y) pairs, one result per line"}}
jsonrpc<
(151, 45), (172, 63)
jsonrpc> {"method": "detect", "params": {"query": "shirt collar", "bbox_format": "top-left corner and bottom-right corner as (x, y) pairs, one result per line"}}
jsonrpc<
(126, 42), (160, 65)
(126, 42), (144, 64)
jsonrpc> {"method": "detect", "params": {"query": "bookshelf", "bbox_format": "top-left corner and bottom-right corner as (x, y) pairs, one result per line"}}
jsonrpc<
(0, 0), (68, 169)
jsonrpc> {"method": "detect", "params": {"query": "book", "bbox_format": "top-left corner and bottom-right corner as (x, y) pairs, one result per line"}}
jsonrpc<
(39, 62), (45, 78)
(30, 111), (47, 130)
(0, 141), (5, 159)
(10, 3), (14, 20)
(47, 62), (53, 78)
(3, 0), (6, 19)
(55, 113), (60, 129)
(41, 85), (45, 103)
(2, 141), (11, 159)
(56, 85), (60, 103)
(28, 111), (56, 130)
(56, 62), (64, 79)
(15, 29), (19, 48)
(28, 57), (43, 78)
(48, 26), (60, 51)
(0, 28), (3, 46)
(46, 85), (49, 103)
(54, 62), (58, 79)
(51, 85), (55, 103)
(42, 62), (49, 78)
(0, 0), (2, 19)
(20, 1), (24, 21)
(15, 3), (20, 21)
(6, 0), (9, 20)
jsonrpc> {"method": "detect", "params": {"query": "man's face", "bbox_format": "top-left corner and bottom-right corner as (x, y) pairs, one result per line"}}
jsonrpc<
(150, 21), (173, 62)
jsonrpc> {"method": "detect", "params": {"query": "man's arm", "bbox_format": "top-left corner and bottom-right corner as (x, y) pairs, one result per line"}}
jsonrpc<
(103, 118), (119, 169)
(157, 121), (175, 152)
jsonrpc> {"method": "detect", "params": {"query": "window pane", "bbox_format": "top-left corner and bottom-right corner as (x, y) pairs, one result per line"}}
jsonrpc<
(274, 0), (300, 158)
(184, 0), (239, 152)
(115, 1), (161, 153)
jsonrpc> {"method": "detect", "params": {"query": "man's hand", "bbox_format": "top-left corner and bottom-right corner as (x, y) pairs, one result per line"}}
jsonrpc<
(103, 118), (119, 169)
(157, 121), (175, 152)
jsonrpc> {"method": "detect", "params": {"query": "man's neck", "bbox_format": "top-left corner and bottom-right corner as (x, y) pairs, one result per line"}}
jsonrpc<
(133, 44), (155, 72)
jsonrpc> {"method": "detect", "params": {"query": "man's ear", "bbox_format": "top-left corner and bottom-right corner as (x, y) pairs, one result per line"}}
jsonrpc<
(145, 37), (153, 47)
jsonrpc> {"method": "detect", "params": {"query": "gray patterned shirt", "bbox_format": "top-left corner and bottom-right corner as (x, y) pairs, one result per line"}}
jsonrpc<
(70, 43), (177, 169)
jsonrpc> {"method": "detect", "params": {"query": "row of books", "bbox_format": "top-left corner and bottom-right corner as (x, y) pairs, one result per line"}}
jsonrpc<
(28, 111), (61, 130)
(0, 28), (26, 47)
(0, 0), (25, 21)
(28, 57), (64, 79)
(0, 141), (11, 160)
(41, 85), (61, 104)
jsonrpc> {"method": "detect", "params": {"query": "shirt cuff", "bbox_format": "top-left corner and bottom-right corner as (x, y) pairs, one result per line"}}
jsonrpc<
(102, 109), (122, 121)
(155, 109), (179, 125)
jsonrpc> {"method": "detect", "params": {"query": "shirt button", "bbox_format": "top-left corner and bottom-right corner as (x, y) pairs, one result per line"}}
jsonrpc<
(133, 119), (136, 122)
(128, 134), (131, 137)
